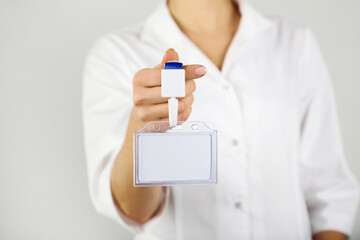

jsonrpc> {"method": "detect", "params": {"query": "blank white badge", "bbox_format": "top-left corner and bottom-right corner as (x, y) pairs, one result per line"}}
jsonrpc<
(133, 121), (217, 186)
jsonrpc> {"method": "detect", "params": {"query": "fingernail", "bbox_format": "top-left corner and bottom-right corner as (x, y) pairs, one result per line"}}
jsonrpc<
(193, 66), (207, 76)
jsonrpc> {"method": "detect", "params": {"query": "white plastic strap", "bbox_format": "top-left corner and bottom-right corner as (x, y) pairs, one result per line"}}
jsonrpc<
(168, 97), (178, 127)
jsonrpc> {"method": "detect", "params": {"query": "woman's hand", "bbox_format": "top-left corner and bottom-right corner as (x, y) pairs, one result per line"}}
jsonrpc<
(132, 48), (207, 125)
(111, 48), (207, 223)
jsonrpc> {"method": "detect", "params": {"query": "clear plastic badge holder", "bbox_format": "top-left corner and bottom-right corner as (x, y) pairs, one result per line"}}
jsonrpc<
(134, 121), (217, 186)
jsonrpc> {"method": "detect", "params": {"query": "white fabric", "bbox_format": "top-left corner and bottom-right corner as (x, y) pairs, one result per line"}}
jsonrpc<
(82, 0), (359, 239)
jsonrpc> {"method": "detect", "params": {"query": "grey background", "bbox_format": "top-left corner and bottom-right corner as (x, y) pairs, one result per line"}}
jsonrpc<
(0, 0), (359, 239)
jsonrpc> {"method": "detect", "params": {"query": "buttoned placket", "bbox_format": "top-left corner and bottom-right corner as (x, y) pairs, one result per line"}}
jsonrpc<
(149, 2), (253, 237)
(202, 58), (250, 237)
(222, 74), (250, 233)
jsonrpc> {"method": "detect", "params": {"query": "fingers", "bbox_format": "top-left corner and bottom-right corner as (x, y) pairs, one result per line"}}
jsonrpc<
(133, 87), (165, 105)
(133, 48), (202, 124)
(159, 106), (192, 122)
(135, 48), (206, 88)
(133, 68), (161, 87)
(183, 65), (207, 80)
(134, 65), (206, 88)
(135, 102), (168, 121)
(161, 49), (179, 67)
(154, 48), (179, 69)
(135, 94), (194, 122)
(180, 80), (196, 98)
(134, 80), (196, 105)
(177, 94), (194, 114)
(178, 105), (192, 121)
(159, 49), (207, 80)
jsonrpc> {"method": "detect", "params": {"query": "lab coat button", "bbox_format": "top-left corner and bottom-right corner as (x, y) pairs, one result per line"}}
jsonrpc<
(232, 139), (238, 146)
(223, 84), (229, 90)
(234, 201), (242, 209)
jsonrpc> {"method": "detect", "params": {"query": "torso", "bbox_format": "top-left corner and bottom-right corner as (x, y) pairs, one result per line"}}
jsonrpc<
(94, 5), (314, 239)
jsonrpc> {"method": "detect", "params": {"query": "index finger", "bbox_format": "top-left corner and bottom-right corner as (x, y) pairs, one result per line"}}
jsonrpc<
(135, 64), (207, 88)
(183, 65), (207, 80)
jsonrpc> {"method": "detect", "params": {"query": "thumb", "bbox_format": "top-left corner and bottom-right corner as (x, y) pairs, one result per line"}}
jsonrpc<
(155, 48), (179, 69)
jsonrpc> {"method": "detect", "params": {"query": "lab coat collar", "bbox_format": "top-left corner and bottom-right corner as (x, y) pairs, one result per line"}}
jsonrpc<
(140, 0), (273, 75)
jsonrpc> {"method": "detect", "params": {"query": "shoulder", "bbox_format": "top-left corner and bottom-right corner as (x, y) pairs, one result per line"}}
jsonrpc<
(88, 24), (143, 59)
(268, 16), (329, 94)
(265, 15), (315, 49)
(84, 23), (152, 77)
(261, 15), (321, 71)
(267, 16), (322, 63)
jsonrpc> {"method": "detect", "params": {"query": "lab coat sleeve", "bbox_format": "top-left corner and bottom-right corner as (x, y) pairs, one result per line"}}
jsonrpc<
(298, 29), (359, 236)
(82, 33), (170, 234)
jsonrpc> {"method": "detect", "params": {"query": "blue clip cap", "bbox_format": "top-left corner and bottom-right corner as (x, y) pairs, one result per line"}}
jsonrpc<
(165, 61), (183, 69)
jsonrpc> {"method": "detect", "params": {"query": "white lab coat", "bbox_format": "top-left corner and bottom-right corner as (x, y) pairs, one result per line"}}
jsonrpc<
(82, 0), (359, 239)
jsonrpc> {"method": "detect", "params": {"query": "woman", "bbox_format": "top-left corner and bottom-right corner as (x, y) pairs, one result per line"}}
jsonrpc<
(83, 0), (359, 239)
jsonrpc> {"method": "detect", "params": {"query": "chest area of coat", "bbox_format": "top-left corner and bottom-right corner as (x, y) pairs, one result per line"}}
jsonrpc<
(191, 54), (298, 135)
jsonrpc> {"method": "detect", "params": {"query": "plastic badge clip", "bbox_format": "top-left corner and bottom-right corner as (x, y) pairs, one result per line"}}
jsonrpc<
(161, 61), (185, 127)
